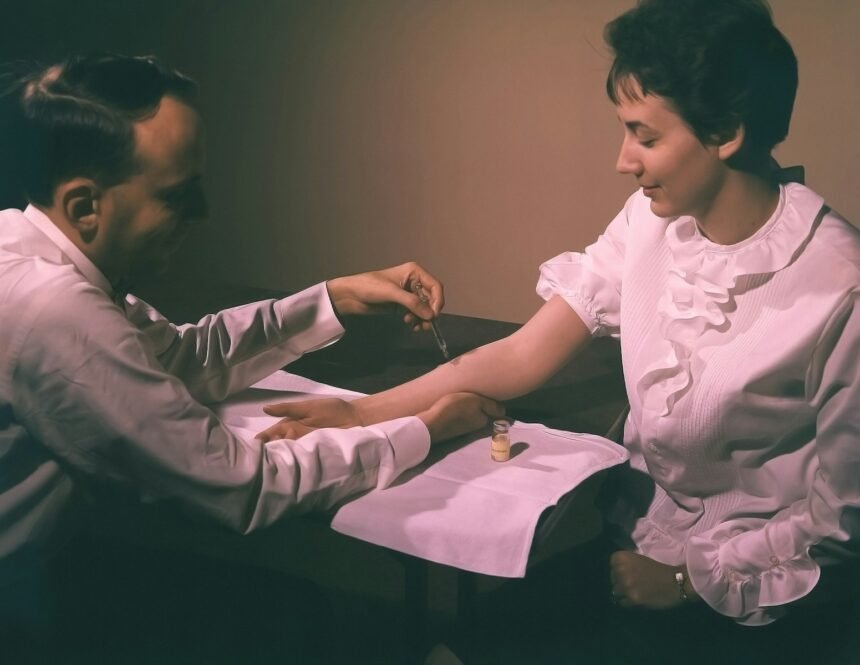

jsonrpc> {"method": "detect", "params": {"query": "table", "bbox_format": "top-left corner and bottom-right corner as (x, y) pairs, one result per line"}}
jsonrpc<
(106, 277), (629, 658)
(287, 310), (627, 647)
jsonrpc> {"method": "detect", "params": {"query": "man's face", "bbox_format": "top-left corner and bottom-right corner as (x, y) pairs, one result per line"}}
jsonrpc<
(613, 79), (725, 221)
(101, 95), (207, 285)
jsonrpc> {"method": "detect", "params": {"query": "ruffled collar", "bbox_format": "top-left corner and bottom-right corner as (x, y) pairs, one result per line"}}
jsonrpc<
(637, 183), (825, 416)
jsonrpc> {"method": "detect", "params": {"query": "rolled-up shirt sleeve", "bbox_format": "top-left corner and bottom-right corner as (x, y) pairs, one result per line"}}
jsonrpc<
(685, 288), (860, 625)
(535, 195), (631, 339)
(12, 281), (429, 531)
(126, 282), (344, 404)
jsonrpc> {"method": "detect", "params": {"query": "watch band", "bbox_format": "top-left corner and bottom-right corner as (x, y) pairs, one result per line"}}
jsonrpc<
(674, 570), (689, 602)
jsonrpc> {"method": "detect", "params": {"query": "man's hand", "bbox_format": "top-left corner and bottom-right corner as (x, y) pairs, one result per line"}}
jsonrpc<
(609, 551), (698, 609)
(326, 261), (444, 331)
(256, 398), (361, 442)
(256, 392), (503, 445)
(417, 392), (505, 444)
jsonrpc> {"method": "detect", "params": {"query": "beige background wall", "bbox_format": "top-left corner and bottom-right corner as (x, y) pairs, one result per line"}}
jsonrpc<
(4, 0), (858, 322)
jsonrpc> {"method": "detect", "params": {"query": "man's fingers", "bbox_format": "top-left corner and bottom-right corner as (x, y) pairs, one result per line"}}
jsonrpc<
(262, 398), (335, 417)
(255, 419), (315, 442)
(388, 261), (444, 315)
(391, 288), (435, 321)
(404, 312), (434, 332)
(262, 401), (307, 417)
(406, 264), (445, 314)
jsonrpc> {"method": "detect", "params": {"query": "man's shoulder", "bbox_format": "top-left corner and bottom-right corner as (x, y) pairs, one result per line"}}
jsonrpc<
(1, 253), (90, 309)
(0, 253), (123, 349)
(781, 184), (860, 284)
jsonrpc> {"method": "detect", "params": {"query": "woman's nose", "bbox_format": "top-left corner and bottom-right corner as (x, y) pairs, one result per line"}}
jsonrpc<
(615, 137), (640, 175)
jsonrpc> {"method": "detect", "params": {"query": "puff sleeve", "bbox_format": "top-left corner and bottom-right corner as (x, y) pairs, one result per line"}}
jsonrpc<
(535, 195), (633, 339)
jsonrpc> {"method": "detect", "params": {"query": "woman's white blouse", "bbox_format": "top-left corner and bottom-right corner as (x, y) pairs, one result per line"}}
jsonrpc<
(537, 183), (860, 625)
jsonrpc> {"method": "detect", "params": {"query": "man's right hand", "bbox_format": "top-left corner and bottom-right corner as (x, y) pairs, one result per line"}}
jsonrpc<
(417, 392), (505, 444)
(257, 392), (503, 444)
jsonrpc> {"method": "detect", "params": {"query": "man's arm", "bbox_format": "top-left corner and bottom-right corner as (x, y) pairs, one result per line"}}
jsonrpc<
(15, 287), (499, 531)
(133, 263), (445, 404)
(131, 283), (345, 404)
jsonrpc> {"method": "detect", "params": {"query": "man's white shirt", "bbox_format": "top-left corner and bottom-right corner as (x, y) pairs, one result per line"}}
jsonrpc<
(0, 205), (429, 583)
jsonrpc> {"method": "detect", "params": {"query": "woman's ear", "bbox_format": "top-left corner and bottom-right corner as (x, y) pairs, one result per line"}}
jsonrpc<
(57, 179), (102, 242)
(717, 124), (745, 162)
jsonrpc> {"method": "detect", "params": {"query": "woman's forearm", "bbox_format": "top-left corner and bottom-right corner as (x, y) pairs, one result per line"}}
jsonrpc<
(356, 296), (592, 424)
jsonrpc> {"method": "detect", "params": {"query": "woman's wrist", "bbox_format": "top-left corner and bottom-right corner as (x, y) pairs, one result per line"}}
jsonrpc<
(351, 397), (372, 426)
(675, 566), (699, 603)
(674, 570), (689, 602)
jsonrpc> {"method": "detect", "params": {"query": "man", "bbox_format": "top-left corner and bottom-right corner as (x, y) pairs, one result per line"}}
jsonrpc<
(0, 54), (500, 662)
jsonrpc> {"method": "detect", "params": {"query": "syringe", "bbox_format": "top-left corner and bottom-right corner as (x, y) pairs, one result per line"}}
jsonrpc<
(412, 281), (451, 361)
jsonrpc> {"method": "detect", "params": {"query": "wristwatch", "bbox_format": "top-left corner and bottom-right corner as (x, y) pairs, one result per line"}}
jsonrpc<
(674, 570), (689, 602)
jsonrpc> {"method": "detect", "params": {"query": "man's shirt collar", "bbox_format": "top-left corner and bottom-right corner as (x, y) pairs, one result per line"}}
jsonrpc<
(23, 204), (118, 300)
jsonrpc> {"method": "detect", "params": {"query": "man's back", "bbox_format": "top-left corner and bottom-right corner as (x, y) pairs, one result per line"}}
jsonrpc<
(0, 207), (89, 582)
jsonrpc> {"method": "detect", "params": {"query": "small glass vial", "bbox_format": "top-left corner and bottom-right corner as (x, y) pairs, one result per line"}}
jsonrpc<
(491, 419), (511, 462)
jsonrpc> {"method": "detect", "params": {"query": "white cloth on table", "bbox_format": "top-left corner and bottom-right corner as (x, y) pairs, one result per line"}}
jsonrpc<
(0, 205), (429, 584)
(536, 183), (860, 625)
(331, 421), (628, 577)
(215, 371), (629, 578)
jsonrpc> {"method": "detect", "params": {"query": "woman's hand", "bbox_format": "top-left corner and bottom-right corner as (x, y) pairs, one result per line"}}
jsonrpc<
(326, 261), (444, 331)
(609, 551), (698, 609)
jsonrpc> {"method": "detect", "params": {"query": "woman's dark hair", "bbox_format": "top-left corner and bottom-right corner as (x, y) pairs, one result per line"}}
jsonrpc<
(604, 0), (798, 173)
(0, 53), (196, 208)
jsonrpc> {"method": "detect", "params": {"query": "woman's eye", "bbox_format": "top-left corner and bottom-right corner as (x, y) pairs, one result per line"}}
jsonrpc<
(639, 139), (656, 148)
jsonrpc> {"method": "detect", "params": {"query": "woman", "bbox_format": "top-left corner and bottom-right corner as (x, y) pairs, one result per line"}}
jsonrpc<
(261, 1), (860, 661)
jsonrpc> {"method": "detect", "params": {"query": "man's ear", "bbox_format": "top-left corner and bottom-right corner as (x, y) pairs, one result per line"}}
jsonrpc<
(716, 124), (745, 162)
(57, 179), (102, 242)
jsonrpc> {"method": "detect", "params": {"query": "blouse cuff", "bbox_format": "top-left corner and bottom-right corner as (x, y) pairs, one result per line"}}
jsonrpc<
(686, 531), (821, 625)
(366, 416), (431, 488)
(535, 253), (617, 337)
(547, 291), (603, 336)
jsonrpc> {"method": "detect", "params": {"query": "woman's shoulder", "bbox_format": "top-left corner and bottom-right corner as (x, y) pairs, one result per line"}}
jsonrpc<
(788, 183), (860, 279)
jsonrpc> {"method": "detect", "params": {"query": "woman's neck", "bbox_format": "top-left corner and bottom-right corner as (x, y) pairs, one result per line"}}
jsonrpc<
(695, 171), (780, 246)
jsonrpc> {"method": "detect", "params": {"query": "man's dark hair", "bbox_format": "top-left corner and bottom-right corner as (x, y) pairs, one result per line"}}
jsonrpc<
(0, 53), (196, 208)
(604, 0), (798, 173)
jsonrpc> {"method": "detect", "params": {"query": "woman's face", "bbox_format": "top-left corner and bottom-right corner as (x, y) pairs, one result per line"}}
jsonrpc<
(614, 79), (726, 220)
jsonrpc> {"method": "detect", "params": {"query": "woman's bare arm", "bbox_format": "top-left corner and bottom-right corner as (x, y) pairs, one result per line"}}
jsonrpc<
(258, 296), (592, 439)
(356, 296), (592, 423)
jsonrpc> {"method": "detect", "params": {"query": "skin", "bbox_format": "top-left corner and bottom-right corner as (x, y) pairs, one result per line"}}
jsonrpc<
(615, 79), (779, 245)
(261, 77), (785, 610)
(39, 95), (208, 287)
(34, 92), (501, 446)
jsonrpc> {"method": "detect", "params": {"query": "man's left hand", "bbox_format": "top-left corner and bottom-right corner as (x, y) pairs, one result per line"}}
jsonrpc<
(609, 551), (697, 609)
(326, 261), (444, 331)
